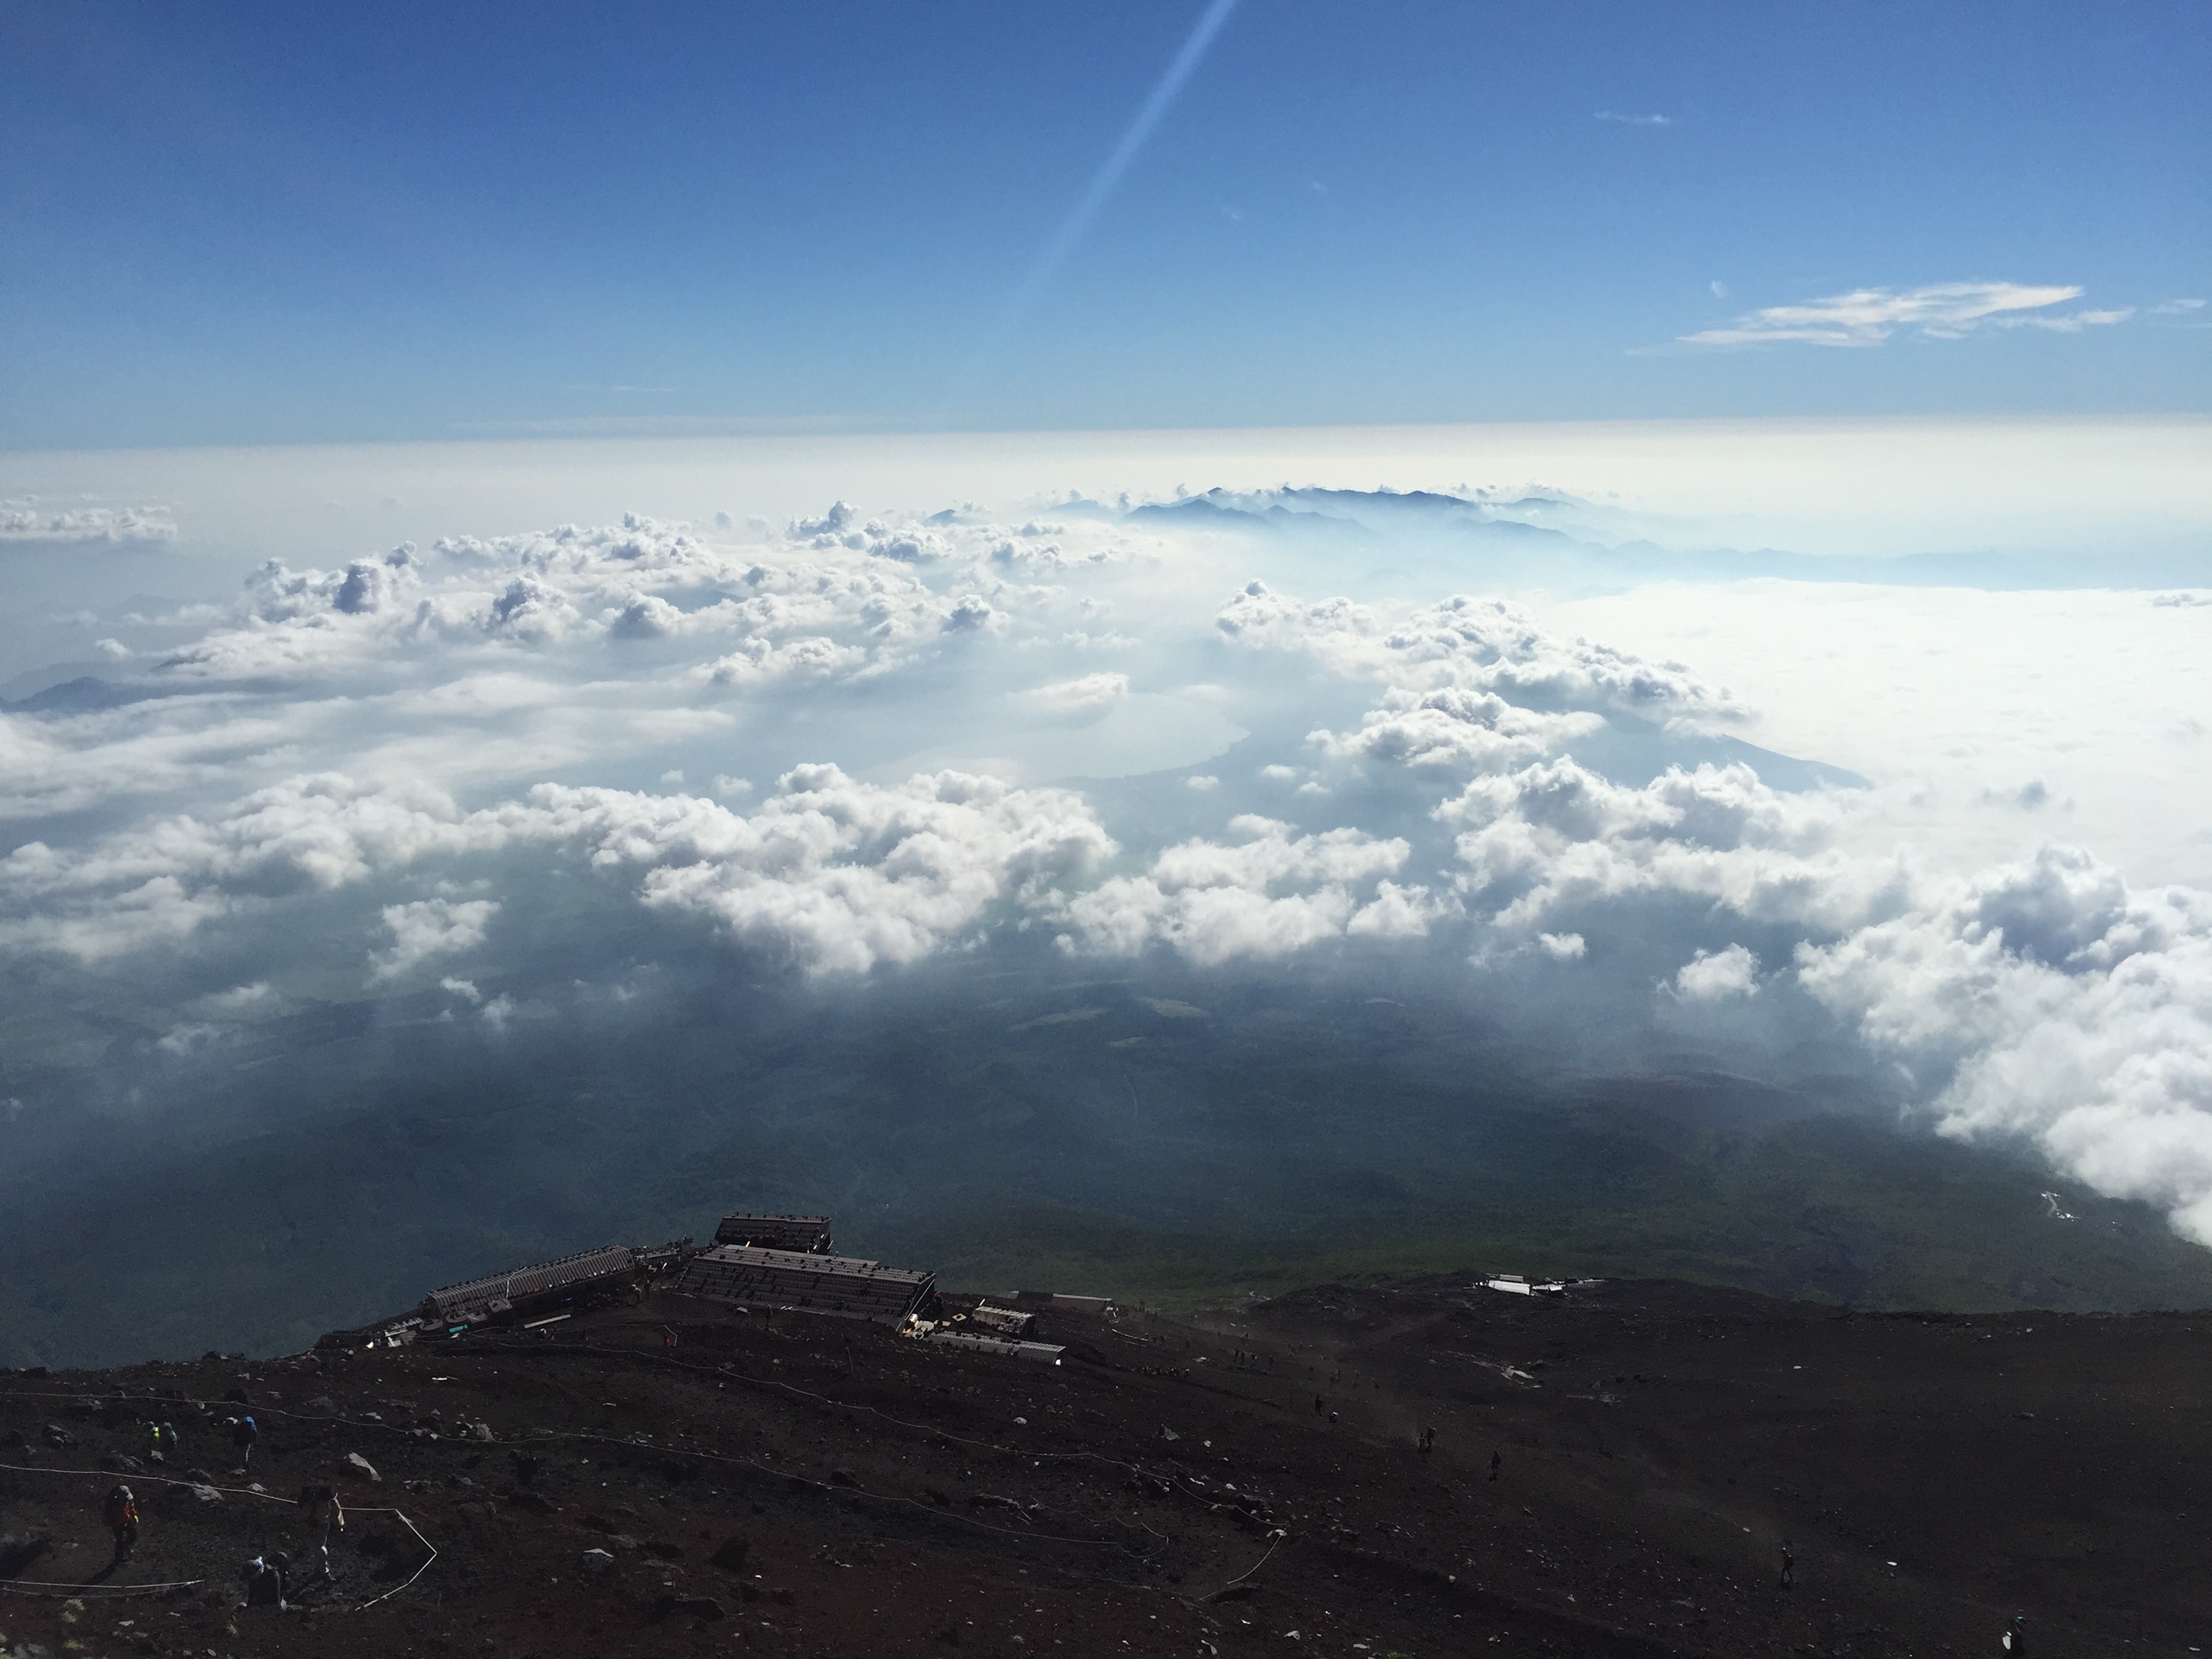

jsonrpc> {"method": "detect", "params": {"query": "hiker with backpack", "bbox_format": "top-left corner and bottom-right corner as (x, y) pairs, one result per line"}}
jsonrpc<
(102, 1484), (139, 1562)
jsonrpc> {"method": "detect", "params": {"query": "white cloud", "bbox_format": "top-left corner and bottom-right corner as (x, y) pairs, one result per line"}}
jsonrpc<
(1311, 685), (1602, 772)
(1218, 585), (1745, 731)
(200, 981), (279, 1014)
(1671, 943), (1761, 1001)
(1993, 307), (2133, 333)
(1679, 281), (2092, 348)
(371, 897), (499, 981)
(0, 759), (1116, 977)
(1058, 815), (1445, 965)
(1441, 756), (1889, 935)
(9, 479), (2212, 1260)
(0, 773), (487, 958)
(0, 498), (176, 544)
(1799, 844), (2212, 1243)
(1595, 111), (1671, 126)
(2150, 298), (2205, 316)
(157, 1021), (229, 1056)
(516, 765), (1117, 976)
(1010, 672), (1129, 723)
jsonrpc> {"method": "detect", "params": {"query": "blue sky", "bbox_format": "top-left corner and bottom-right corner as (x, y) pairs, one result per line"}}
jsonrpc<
(2, 0), (2205, 448)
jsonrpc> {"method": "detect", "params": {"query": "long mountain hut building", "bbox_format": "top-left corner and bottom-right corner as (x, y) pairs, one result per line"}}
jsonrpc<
(420, 1243), (642, 1326)
(713, 1213), (834, 1254)
(677, 1244), (937, 1325)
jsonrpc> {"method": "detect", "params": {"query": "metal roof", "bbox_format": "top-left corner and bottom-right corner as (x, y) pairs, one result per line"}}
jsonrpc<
(678, 1244), (933, 1324)
(713, 1214), (833, 1253)
(423, 1244), (636, 1319)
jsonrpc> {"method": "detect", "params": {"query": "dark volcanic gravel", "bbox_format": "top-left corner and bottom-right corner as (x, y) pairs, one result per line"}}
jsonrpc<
(3, 1277), (2205, 1657)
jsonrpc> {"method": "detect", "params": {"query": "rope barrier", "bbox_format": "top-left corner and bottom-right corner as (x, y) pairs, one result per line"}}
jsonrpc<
(0, 1460), (297, 1503)
(0, 1460), (437, 1613)
(348, 1504), (436, 1612)
(0, 1578), (207, 1595)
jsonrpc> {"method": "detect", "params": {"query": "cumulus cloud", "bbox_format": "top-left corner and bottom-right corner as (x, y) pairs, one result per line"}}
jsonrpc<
(0, 773), (482, 958)
(371, 897), (499, 981)
(1441, 756), (1889, 935)
(1058, 814), (1448, 965)
(0, 498), (177, 544)
(1799, 844), (2212, 1242)
(10, 489), (2212, 1261)
(1010, 672), (1129, 723)
(150, 511), (1119, 691)
(516, 765), (1115, 975)
(0, 764), (1115, 976)
(1312, 685), (1601, 771)
(1218, 585), (1745, 731)
(1671, 943), (1761, 1001)
(1679, 281), (2094, 348)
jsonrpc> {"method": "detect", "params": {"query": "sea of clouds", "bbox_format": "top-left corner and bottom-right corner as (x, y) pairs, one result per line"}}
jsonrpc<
(5, 476), (2212, 1246)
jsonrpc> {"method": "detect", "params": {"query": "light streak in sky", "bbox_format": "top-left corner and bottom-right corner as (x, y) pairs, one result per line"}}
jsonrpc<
(959, 0), (1240, 395)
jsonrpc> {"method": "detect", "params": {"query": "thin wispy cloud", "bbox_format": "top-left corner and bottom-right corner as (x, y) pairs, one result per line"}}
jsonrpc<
(1994, 306), (2133, 333)
(1595, 110), (1671, 126)
(2150, 297), (2205, 316)
(1677, 281), (2123, 348)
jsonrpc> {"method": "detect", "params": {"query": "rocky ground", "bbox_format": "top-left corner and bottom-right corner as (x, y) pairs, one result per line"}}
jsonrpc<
(3, 1276), (2205, 1658)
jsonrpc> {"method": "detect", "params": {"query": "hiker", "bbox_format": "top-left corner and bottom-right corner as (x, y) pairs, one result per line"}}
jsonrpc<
(2001, 1613), (2026, 1655)
(1313, 1396), (1326, 1416)
(230, 1413), (260, 1469)
(149, 1421), (178, 1463)
(1418, 1426), (1436, 1457)
(1779, 1540), (1795, 1589)
(297, 1483), (344, 1567)
(102, 1483), (140, 1561)
(1488, 1450), (1502, 1481)
(242, 1552), (291, 1607)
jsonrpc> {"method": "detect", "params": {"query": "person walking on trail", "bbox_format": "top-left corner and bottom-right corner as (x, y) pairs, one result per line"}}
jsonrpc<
(2001, 1612), (2026, 1654)
(297, 1483), (345, 1570)
(1314, 1396), (1326, 1417)
(102, 1484), (140, 1561)
(1489, 1450), (1502, 1481)
(1779, 1540), (1795, 1589)
(242, 1552), (290, 1609)
(149, 1421), (178, 1464)
(230, 1412), (260, 1471)
(1418, 1427), (1436, 1457)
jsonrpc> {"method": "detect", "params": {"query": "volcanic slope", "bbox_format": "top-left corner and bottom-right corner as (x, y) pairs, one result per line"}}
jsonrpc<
(2, 1278), (2203, 1658)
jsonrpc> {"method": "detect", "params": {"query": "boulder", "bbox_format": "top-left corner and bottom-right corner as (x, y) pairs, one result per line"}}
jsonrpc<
(708, 1536), (750, 1572)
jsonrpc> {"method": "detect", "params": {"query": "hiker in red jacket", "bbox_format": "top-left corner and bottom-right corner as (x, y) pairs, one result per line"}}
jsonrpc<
(102, 1484), (140, 1562)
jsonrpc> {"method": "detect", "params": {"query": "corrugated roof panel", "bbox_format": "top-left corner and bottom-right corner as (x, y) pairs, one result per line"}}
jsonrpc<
(424, 1244), (636, 1319)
